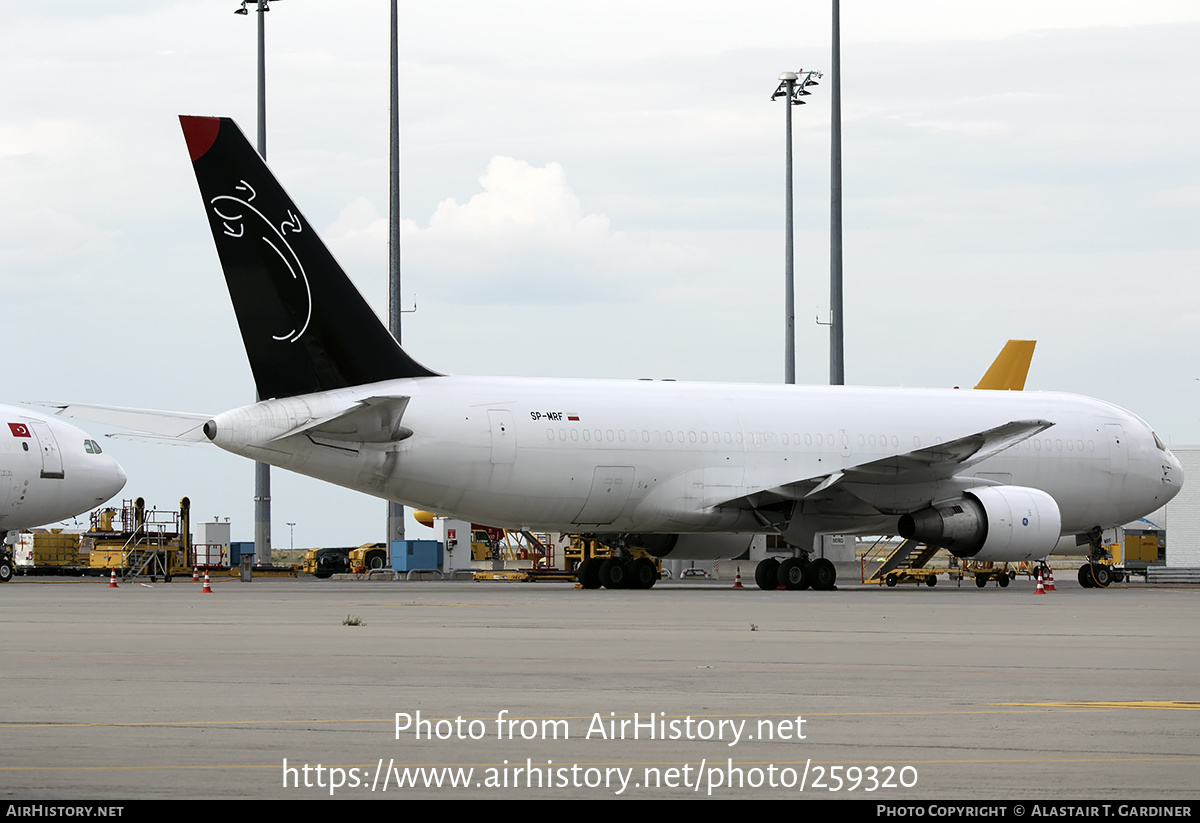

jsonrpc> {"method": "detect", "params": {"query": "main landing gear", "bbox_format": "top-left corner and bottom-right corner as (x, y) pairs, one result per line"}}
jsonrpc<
(575, 555), (659, 590)
(753, 556), (837, 591)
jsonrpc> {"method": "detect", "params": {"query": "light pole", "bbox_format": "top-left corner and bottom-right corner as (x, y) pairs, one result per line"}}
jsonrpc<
(771, 69), (821, 385)
(385, 0), (406, 561)
(287, 522), (295, 554)
(829, 0), (844, 386)
(235, 0), (278, 562)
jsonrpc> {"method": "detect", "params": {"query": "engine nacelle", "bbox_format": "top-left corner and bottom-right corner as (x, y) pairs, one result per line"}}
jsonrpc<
(618, 533), (754, 560)
(897, 486), (1062, 562)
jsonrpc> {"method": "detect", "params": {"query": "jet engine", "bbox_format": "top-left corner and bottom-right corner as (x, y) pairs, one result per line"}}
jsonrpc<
(896, 486), (1061, 562)
(618, 533), (754, 560)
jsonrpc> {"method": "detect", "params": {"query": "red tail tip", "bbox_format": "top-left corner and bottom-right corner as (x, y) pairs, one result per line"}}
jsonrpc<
(179, 115), (221, 161)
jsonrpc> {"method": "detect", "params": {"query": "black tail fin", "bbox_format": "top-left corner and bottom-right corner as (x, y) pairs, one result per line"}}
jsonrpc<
(180, 115), (438, 400)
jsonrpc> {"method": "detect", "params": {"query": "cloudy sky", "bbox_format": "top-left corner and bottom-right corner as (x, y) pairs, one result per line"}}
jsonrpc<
(3, 1), (1197, 548)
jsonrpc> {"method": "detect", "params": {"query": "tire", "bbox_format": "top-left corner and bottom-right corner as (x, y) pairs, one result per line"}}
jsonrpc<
(809, 558), (836, 590)
(1092, 564), (1111, 588)
(1077, 564), (1095, 589)
(885, 573), (898, 588)
(0, 560), (12, 583)
(628, 558), (658, 590)
(975, 574), (988, 588)
(754, 558), (780, 591)
(925, 575), (937, 587)
(367, 551), (387, 570)
(314, 570), (333, 579)
(576, 557), (603, 590)
(777, 558), (807, 591)
(599, 558), (628, 589)
(997, 573), (1009, 588)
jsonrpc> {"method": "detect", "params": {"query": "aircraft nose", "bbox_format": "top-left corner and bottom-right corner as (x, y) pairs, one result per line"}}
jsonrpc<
(1164, 449), (1184, 497)
(101, 458), (127, 501)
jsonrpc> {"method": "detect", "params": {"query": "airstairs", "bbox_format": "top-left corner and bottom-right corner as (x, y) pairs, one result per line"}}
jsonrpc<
(862, 536), (942, 586)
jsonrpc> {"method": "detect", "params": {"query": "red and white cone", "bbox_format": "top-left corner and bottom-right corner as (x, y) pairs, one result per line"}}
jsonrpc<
(1044, 566), (1056, 592)
(1034, 569), (1046, 595)
(191, 567), (199, 583)
(201, 572), (213, 594)
(733, 566), (744, 589)
(108, 568), (119, 589)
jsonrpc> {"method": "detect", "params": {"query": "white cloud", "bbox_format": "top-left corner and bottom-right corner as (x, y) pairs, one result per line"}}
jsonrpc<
(330, 156), (705, 306)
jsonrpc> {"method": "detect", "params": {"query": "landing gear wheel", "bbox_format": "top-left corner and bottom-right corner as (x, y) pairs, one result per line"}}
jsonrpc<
(754, 558), (780, 591)
(975, 574), (988, 588)
(628, 558), (658, 590)
(885, 573), (898, 588)
(1091, 563), (1111, 588)
(809, 558), (836, 590)
(1078, 564), (1095, 589)
(599, 558), (628, 589)
(0, 560), (12, 583)
(576, 557), (603, 590)
(777, 558), (808, 591)
(925, 575), (937, 587)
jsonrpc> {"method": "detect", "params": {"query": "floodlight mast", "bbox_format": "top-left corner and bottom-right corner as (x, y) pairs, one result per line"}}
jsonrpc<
(235, 0), (279, 561)
(772, 69), (822, 385)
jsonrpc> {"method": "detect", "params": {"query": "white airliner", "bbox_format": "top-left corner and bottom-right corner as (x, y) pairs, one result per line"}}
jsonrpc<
(0, 405), (127, 580)
(54, 116), (1183, 591)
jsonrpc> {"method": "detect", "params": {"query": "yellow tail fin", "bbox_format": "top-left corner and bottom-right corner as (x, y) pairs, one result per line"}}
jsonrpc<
(975, 340), (1036, 390)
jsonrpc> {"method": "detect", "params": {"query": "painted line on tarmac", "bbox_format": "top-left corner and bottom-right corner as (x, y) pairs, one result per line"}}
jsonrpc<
(1000, 700), (1200, 710)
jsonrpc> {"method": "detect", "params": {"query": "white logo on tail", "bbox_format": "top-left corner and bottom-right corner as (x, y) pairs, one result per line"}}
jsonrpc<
(210, 180), (312, 343)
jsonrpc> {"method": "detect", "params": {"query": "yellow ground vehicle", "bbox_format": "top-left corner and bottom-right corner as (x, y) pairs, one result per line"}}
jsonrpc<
(347, 542), (389, 572)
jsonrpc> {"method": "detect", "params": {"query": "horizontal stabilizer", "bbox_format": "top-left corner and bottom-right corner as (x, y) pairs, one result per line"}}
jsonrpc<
(271, 396), (413, 443)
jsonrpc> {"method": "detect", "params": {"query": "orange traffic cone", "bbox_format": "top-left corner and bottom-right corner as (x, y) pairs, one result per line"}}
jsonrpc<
(192, 567), (199, 583)
(1044, 566), (1056, 592)
(733, 566), (744, 589)
(1034, 569), (1045, 595)
(108, 569), (119, 589)
(201, 572), (213, 594)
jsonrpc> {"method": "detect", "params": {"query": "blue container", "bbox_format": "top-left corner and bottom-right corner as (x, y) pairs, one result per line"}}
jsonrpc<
(391, 540), (442, 571)
(230, 541), (255, 565)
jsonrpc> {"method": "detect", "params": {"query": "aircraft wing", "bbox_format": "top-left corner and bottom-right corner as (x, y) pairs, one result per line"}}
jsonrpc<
(39, 403), (213, 445)
(718, 418), (1054, 511)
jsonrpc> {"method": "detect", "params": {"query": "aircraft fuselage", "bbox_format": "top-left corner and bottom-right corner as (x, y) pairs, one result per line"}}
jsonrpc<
(204, 377), (1180, 546)
(0, 406), (127, 533)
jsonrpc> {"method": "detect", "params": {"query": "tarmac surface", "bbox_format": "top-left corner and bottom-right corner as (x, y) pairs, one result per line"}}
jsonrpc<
(2, 569), (1198, 800)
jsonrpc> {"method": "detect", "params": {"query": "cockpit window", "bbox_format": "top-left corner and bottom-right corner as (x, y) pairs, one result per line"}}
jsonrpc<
(1153, 432), (1166, 452)
(84, 439), (103, 454)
